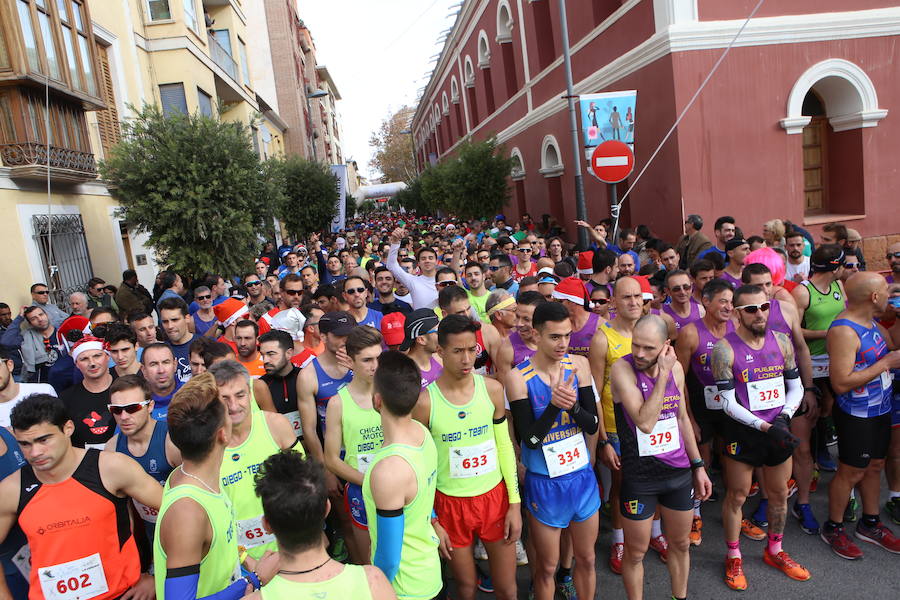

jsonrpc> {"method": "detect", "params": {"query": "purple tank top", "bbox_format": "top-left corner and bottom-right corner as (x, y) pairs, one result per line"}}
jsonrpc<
(568, 312), (600, 356)
(621, 355), (689, 468)
(419, 356), (443, 388)
(690, 319), (735, 387)
(509, 331), (536, 368)
(767, 298), (791, 337)
(726, 330), (786, 424)
(662, 298), (702, 332)
(720, 271), (743, 289)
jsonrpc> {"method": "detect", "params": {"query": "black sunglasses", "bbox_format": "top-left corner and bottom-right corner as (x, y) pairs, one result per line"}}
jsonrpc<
(283, 289), (303, 296)
(107, 401), (150, 415)
(437, 280), (456, 288)
(591, 298), (610, 305)
(196, 295), (212, 301)
(34, 290), (49, 295)
(887, 252), (900, 260)
(346, 287), (367, 295)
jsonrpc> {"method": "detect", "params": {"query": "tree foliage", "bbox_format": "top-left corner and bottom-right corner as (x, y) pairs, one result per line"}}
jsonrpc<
(271, 156), (339, 239)
(100, 105), (271, 279)
(369, 106), (416, 183)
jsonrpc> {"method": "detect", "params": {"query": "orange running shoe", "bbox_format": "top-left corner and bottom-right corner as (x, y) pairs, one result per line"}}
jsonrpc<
(690, 516), (703, 546)
(748, 482), (759, 497)
(724, 556), (748, 591)
(763, 548), (811, 581)
(741, 518), (766, 541)
(787, 478), (798, 498)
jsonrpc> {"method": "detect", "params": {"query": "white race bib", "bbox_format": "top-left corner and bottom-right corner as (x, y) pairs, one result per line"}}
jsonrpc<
(748, 376), (785, 412)
(880, 370), (891, 390)
(84, 443), (106, 451)
(449, 440), (498, 479)
(637, 417), (680, 457)
(811, 355), (829, 378)
(356, 453), (374, 474)
(39, 553), (109, 600)
(284, 411), (302, 436)
(133, 498), (159, 523)
(703, 385), (723, 410)
(237, 515), (275, 549)
(542, 434), (588, 478)
(12, 544), (30, 580)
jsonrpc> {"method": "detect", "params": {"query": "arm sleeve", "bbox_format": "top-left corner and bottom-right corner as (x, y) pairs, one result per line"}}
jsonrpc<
(373, 509), (404, 583)
(492, 416), (520, 504)
(0, 316), (24, 348)
(717, 380), (765, 431)
(781, 369), (803, 418)
(569, 386), (599, 434)
(164, 567), (247, 600)
(509, 398), (561, 449)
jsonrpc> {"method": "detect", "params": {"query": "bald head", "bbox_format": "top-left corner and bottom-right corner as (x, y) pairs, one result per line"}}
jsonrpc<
(634, 314), (668, 344)
(614, 276), (641, 299)
(845, 271), (887, 306)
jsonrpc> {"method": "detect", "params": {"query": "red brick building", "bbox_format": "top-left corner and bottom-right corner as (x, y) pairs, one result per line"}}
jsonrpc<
(412, 0), (900, 261)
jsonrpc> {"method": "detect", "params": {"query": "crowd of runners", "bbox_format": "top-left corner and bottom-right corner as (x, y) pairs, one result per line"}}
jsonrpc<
(0, 211), (899, 600)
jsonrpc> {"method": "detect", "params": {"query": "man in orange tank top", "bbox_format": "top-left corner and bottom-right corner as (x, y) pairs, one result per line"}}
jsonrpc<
(0, 394), (162, 600)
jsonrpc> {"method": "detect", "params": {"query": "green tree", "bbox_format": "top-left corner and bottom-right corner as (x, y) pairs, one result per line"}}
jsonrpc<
(442, 137), (513, 219)
(100, 105), (272, 279)
(272, 155), (339, 239)
(345, 192), (357, 219)
(369, 106), (416, 183)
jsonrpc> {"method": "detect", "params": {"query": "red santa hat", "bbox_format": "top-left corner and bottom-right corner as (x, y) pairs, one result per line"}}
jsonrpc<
(56, 315), (90, 353)
(633, 275), (655, 301)
(577, 251), (594, 276)
(552, 277), (589, 305)
(70, 335), (107, 362)
(213, 297), (250, 328)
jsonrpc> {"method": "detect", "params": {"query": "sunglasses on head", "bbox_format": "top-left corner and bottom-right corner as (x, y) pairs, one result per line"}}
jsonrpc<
(283, 288), (303, 296)
(196, 294), (212, 301)
(735, 302), (770, 314)
(437, 280), (456, 288)
(107, 400), (151, 415)
(346, 287), (366, 295)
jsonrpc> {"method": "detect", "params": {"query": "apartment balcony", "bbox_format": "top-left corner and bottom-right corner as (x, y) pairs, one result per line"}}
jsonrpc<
(208, 35), (238, 82)
(0, 142), (97, 182)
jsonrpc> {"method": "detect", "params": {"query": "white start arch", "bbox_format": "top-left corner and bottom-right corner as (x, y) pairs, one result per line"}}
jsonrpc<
(510, 147), (525, 180)
(780, 59), (887, 134)
(450, 76), (460, 102)
(539, 135), (564, 177)
(497, 1), (514, 43)
(477, 31), (491, 68)
(464, 56), (475, 87)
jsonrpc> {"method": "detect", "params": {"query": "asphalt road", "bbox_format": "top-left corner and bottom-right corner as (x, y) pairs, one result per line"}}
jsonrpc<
(466, 452), (899, 599)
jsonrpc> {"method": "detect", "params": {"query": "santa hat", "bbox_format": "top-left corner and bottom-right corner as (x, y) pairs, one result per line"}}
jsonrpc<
(633, 275), (655, 301)
(56, 315), (90, 352)
(552, 277), (589, 305)
(577, 251), (594, 276)
(71, 335), (107, 362)
(381, 312), (406, 346)
(213, 297), (250, 328)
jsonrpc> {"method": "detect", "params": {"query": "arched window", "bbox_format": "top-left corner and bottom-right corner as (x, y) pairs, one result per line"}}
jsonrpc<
(510, 147), (525, 180)
(539, 135), (563, 177)
(463, 56), (475, 87)
(477, 31), (491, 69)
(510, 147), (527, 218)
(442, 92), (449, 115)
(450, 76), (460, 103)
(496, 1), (514, 43)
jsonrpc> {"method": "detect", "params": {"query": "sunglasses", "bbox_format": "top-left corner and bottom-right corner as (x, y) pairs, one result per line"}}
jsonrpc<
(437, 280), (456, 288)
(735, 302), (770, 313)
(107, 400), (151, 415)
(668, 284), (692, 293)
(196, 295), (212, 301)
(34, 290), (49, 295)
(887, 252), (900, 260)
(346, 287), (367, 295)
(489, 265), (502, 271)
(245, 280), (262, 287)
(591, 298), (610, 305)
(283, 288), (303, 296)
(92, 287), (104, 293)
(518, 248), (532, 253)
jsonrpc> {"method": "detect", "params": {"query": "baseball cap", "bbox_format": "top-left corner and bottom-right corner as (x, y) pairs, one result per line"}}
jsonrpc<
(381, 312), (406, 347)
(725, 238), (748, 252)
(318, 311), (357, 336)
(399, 309), (440, 352)
(846, 228), (862, 242)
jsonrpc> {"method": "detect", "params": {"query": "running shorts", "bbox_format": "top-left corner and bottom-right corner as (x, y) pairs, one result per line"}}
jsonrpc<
(524, 467), (600, 529)
(720, 419), (792, 468)
(892, 379), (900, 429)
(434, 481), (509, 548)
(688, 388), (723, 445)
(833, 404), (891, 469)
(620, 469), (694, 521)
(343, 482), (368, 529)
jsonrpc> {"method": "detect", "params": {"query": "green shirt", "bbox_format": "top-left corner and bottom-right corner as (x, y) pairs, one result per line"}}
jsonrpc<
(362, 422), (441, 600)
(339, 387), (383, 474)
(467, 289), (490, 323)
(801, 279), (845, 356)
(260, 566), (372, 600)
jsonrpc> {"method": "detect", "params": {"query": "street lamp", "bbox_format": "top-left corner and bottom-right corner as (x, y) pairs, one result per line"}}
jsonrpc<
(306, 89), (329, 161)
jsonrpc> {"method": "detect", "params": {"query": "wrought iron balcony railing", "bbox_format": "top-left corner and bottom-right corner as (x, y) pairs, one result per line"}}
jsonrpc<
(0, 142), (98, 182)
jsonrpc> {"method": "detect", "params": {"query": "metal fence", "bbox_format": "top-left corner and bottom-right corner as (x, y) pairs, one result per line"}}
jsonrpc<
(32, 214), (94, 307)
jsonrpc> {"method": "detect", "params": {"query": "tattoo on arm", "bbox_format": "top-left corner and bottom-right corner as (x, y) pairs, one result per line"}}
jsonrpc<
(773, 331), (796, 371)
(711, 340), (734, 382)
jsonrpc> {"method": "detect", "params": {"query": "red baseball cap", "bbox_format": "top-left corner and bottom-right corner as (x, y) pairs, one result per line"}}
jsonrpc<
(381, 312), (406, 346)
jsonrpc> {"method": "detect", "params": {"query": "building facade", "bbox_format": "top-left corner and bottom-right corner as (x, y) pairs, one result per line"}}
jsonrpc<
(412, 0), (900, 268)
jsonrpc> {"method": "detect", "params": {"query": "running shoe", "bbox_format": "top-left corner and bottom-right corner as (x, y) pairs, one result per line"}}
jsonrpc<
(817, 449), (837, 472)
(724, 557), (747, 591)
(792, 502), (820, 535)
(750, 498), (768, 528)
(786, 478), (798, 498)
(515, 539), (528, 566)
(748, 481), (759, 497)
(821, 524), (863, 560)
(609, 542), (624, 574)
(855, 520), (900, 554)
(477, 574), (494, 593)
(763, 548), (811, 581)
(689, 516), (703, 546)
(809, 469), (820, 493)
(649, 534), (668, 563)
(556, 575), (577, 600)
(741, 518), (766, 541)
(844, 497), (859, 523)
(473, 539), (488, 561)
(823, 417), (838, 446)
(885, 498), (900, 526)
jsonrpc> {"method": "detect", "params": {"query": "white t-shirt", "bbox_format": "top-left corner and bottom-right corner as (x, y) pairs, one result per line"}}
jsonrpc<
(786, 256), (810, 281)
(0, 383), (58, 428)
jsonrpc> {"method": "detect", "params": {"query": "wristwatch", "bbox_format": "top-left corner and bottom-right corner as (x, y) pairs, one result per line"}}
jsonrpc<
(597, 438), (610, 448)
(690, 458), (705, 470)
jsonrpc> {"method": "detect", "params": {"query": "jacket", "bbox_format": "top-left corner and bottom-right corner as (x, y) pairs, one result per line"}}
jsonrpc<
(115, 281), (154, 316)
(0, 315), (55, 378)
(676, 231), (712, 269)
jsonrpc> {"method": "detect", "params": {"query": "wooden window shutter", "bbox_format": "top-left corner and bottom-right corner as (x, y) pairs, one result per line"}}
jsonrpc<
(95, 43), (120, 156)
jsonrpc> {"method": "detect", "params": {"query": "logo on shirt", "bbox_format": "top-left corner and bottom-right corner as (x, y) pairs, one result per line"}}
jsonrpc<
(623, 500), (645, 515)
(26, 484), (38, 493)
(833, 291), (842, 301)
(745, 354), (754, 363)
(457, 411), (467, 419)
(231, 453), (240, 462)
(83, 411), (109, 435)
(149, 459), (159, 473)
(639, 382), (648, 393)
(740, 369), (749, 383)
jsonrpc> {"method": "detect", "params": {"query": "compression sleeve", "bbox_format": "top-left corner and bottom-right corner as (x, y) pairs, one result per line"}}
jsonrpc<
(717, 380), (766, 431)
(374, 509), (404, 583)
(164, 566), (247, 600)
(569, 386), (599, 434)
(781, 369), (803, 418)
(509, 398), (561, 449)
(492, 416), (521, 504)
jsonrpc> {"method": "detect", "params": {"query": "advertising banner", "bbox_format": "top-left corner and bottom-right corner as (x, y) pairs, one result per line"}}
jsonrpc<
(579, 90), (637, 161)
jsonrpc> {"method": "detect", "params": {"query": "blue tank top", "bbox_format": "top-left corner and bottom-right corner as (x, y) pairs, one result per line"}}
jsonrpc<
(830, 318), (891, 418)
(312, 357), (353, 433)
(115, 420), (173, 538)
(0, 428), (27, 559)
(516, 356), (586, 477)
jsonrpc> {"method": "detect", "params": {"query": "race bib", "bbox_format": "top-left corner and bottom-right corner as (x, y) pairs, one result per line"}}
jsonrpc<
(356, 453), (374, 474)
(12, 544), (30, 580)
(133, 498), (159, 523)
(880, 370), (891, 390)
(84, 443), (106, 451)
(637, 417), (680, 457)
(449, 440), (497, 479)
(748, 376), (785, 412)
(703, 385), (723, 410)
(542, 434), (588, 478)
(237, 515), (275, 549)
(811, 355), (829, 378)
(284, 410), (302, 436)
(39, 553), (109, 600)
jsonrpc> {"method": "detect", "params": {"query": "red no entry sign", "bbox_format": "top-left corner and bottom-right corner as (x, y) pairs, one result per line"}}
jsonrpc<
(590, 140), (634, 183)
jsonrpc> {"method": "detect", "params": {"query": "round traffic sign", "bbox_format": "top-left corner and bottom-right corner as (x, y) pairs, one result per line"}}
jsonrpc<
(590, 140), (634, 184)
